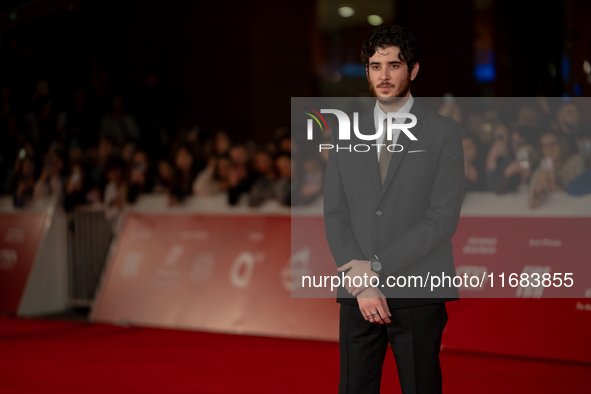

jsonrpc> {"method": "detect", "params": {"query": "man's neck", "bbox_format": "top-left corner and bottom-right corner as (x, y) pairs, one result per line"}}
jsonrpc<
(377, 92), (411, 114)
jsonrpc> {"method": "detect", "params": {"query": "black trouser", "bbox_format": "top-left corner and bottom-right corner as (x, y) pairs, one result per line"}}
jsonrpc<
(338, 302), (449, 394)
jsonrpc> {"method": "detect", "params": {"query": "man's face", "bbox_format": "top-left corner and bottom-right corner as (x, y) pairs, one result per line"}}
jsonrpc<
(366, 45), (419, 102)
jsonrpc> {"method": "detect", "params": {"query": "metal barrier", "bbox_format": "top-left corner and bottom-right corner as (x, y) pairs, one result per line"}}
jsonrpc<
(67, 206), (113, 306)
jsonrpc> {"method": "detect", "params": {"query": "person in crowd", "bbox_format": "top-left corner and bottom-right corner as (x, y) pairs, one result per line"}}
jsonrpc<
(462, 135), (487, 192)
(103, 154), (127, 221)
(169, 143), (199, 205)
(485, 124), (511, 190)
(529, 131), (585, 208)
(497, 128), (539, 194)
(437, 94), (462, 124)
(274, 153), (291, 206)
(193, 154), (232, 197)
(553, 101), (579, 154)
(154, 159), (174, 193)
(121, 141), (137, 164)
(67, 142), (84, 164)
(227, 144), (255, 205)
(292, 157), (324, 206)
(90, 136), (116, 187)
(54, 110), (68, 147)
(248, 150), (277, 207)
(1, 115), (25, 189)
(464, 102), (502, 147)
(513, 100), (548, 130)
(565, 168), (591, 196)
(126, 148), (153, 204)
(11, 153), (36, 208)
(566, 125), (591, 196)
(99, 95), (139, 145)
(4, 143), (34, 193)
(206, 130), (231, 157)
(574, 123), (591, 163)
(486, 126), (539, 194)
(64, 160), (89, 211)
(33, 145), (65, 199)
(277, 135), (292, 154)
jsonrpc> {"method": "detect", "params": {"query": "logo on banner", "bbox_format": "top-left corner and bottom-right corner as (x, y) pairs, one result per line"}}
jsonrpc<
(304, 107), (417, 153)
(281, 247), (311, 292)
(120, 252), (143, 278)
(151, 245), (184, 287)
(515, 265), (551, 298)
(230, 251), (265, 288)
(528, 238), (562, 247)
(462, 237), (497, 255)
(190, 252), (215, 284)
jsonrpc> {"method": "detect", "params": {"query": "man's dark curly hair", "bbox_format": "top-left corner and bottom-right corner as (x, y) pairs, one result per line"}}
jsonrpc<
(360, 25), (419, 72)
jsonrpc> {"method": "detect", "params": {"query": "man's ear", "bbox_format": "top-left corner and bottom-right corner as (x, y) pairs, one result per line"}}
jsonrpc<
(365, 66), (369, 80)
(410, 62), (420, 81)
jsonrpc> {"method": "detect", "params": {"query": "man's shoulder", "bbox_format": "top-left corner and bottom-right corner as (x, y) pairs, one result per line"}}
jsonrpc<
(421, 104), (460, 130)
(412, 101), (462, 143)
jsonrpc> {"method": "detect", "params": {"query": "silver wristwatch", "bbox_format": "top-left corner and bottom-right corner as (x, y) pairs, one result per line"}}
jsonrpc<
(370, 255), (385, 276)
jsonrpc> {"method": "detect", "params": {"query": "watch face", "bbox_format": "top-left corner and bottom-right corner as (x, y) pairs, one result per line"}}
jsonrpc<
(371, 260), (382, 272)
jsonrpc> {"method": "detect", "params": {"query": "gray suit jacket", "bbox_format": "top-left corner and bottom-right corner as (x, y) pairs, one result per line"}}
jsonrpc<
(323, 98), (464, 309)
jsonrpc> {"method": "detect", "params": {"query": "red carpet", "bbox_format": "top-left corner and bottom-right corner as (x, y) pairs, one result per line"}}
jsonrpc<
(0, 317), (589, 393)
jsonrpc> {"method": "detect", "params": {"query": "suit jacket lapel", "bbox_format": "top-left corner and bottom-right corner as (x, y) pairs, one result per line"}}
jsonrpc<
(358, 99), (426, 203)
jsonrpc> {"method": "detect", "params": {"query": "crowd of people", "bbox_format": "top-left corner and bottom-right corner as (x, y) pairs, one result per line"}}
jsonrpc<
(1, 37), (590, 216)
(3, 87), (591, 216)
(0, 34), (316, 218)
(442, 97), (591, 207)
(0, 79), (303, 218)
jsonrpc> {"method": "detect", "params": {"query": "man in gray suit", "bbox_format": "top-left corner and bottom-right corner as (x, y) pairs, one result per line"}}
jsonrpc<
(323, 25), (464, 393)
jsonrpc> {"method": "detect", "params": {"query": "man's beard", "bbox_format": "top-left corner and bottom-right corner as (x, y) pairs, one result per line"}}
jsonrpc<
(368, 74), (411, 105)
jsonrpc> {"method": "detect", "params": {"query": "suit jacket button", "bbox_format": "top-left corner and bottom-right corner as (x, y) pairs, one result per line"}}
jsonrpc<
(376, 211), (382, 215)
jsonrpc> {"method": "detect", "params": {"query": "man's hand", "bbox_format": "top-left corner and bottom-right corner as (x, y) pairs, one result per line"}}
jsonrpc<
(357, 287), (391, 325)
(338, 259), (378, 296)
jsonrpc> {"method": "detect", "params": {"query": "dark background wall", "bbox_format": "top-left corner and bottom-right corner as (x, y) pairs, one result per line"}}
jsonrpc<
(396, 0), (476, 97)
(0, 0), (317, 143)
(120, 0), (316, 142)
(1, 0), (590, 141)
